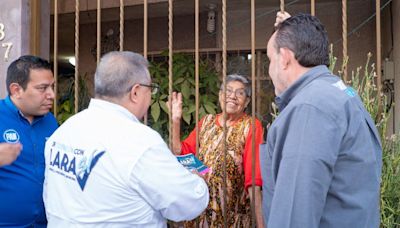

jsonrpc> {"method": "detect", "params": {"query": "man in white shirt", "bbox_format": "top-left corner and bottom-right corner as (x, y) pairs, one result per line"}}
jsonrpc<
(43, 51), (209, 227)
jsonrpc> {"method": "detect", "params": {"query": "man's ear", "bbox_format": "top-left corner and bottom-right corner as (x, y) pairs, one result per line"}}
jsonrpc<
(9, 83), (23, 98)
(279, 47), (295, 70)
(128, 84), (140, 103)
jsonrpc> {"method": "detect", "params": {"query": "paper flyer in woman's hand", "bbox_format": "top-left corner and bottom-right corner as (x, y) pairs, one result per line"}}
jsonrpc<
(176, 154), (209, 175)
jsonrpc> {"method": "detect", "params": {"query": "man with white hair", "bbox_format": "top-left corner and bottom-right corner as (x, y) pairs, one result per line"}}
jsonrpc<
(43, 51), (209, 227)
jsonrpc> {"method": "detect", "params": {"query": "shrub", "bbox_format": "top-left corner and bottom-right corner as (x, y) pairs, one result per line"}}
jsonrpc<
(148, 52), (220, 140)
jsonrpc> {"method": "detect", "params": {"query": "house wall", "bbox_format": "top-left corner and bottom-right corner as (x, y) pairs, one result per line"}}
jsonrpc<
(0, 0), (50, 99)
(0, 0), (31, 98)
(218, 0), (376, 72)
(49, 0), (397, 130)
(72, 13), (216, 92)
(71, 0), (377, 81)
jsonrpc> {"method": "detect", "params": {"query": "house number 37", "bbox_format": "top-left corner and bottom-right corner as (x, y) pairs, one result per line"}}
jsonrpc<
(0, 23), (13, 62)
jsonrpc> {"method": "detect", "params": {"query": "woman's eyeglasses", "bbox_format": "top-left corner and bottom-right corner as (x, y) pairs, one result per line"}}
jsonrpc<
(139, 83), (159, 95)
(222, 88), (247, 98)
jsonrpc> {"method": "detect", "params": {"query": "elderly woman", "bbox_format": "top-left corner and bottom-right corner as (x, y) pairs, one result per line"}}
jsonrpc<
(170, 74), (264, 227)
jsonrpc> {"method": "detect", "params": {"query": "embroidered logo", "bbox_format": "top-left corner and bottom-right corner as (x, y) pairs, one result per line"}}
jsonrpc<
(3, 129), (20, 143)
(48, 141), (106, 191)
(344, 87), (357, 97)
(331, 80), (357, 97)
(332, 80), (347, 90)
(75, 150), (105, 190)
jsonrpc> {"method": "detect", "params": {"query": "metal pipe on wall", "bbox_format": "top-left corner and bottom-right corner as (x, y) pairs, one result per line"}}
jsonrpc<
(143, 0), (148, 125)
(195, 0), (200, 158)
(250, 1), (257, 227)
(120, 0), (124, 51)
(195, 2), (200, 226)
(97, 0), (101, 65)
(221, 0), (228, 227)
(53, 0), (58, 117)
(256, 50), (262, 117)
(168, 0), (173, 148)
(376, 0), (382, 98)
(144, 0), (148, 59)
(74, 0), (80, 114)
(311, 0), (315, 16)
(30, 0), (41, 56)
(342, 0), (348, 81)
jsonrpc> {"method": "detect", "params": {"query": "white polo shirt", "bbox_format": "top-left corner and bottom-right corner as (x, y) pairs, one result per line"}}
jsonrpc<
(43, 99), (209, 227)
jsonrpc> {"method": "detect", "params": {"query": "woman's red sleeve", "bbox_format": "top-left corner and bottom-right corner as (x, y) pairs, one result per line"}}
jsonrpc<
(243, 118), (264, 190)
(180, 118), (204, 155)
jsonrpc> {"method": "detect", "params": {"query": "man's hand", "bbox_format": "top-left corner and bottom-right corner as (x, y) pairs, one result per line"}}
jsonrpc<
(0, 143), (22, 167)
(274, 11), (291, 27)
(167, 92), (183, 122)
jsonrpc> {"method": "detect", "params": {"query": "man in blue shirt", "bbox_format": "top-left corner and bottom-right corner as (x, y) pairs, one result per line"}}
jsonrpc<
(0, 55), (58, 227)
(260, 13), (382, 228)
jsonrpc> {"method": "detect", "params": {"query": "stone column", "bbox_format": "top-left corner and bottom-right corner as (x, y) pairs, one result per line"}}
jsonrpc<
(0, 0), (50, 99)
(394, 0), (400, 133)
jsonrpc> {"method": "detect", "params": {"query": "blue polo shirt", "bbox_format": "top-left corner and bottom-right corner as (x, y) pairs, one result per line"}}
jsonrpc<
(0, 96), (58, 227)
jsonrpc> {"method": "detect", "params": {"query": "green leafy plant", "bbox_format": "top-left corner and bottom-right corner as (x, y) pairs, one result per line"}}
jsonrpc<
(330, 49), (400, 227)
(56, 74), (91, 124)
(148, 52), (220, 140)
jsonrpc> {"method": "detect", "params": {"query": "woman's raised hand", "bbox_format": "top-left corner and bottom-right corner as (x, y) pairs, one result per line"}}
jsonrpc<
(168, 92), (183, 122)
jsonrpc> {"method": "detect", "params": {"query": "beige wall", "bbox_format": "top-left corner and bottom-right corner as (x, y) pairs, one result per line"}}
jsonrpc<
(214, 0), (375, 73)
(0, 0), (50, 99)
(52, 0), (168, 14)
(61, 0), (377, 79)
(0, 0), (30, 98)
(69, 13), (216, 93)
(50, 0), (396, 128)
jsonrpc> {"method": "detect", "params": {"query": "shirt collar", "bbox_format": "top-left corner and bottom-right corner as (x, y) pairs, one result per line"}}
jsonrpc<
(5, 96), (19, 115)
(275, 65), (331, 111)
(4, 96), (45, 124)
(88, 98), (140, 123)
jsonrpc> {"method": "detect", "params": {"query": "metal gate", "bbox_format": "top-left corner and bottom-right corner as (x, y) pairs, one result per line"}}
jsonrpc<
(51, 0), (385, 227)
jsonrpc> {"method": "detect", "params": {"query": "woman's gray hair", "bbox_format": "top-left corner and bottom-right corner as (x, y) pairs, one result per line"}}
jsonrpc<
(95, 51), (149, 98)
(220, 74), (251, 97)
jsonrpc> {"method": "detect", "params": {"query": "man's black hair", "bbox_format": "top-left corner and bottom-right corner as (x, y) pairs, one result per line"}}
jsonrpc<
(275, 13), (329, 67)
(6, 55), (52, 94)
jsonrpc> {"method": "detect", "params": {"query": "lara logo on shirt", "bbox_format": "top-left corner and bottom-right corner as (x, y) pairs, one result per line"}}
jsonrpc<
(48, 141), (106, 191)
(3, 129), (20, 143)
